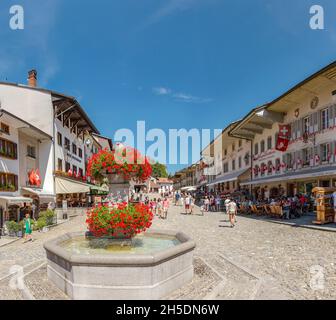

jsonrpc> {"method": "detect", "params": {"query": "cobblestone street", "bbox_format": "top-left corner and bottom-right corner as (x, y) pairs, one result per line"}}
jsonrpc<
(1, 204), (336, 300)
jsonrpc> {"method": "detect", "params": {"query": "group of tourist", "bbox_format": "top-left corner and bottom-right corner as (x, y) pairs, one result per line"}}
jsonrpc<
(174, 192), (196, 215)
(144, 197), (170, 220)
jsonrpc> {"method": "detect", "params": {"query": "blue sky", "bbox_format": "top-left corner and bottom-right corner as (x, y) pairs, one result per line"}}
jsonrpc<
(1, 0), (336, 173)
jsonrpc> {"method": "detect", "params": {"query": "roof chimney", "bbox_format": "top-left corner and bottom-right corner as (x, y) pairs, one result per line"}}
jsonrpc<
(28, 69), (37, 87)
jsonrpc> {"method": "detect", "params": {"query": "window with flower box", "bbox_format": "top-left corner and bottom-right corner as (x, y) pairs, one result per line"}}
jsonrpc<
(0, 172), (18, 192)
(267, 161), (273, 175)
(260, 163), (266, 176)
(321, 143), (330, 162)
(302, 148), (310, 166)
(254, 165), (259, 177)
(303, 117), (310, 134)
(0, 138), (17, 160)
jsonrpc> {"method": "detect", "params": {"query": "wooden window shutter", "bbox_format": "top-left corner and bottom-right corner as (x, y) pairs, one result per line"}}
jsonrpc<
(313, 111), (318, 132)
(309, 113), (314, 134)
(329, 105), (335, 127)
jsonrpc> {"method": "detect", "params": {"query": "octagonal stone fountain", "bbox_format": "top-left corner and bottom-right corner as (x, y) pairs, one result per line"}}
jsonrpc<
(44, 229), (195, 300)
(44, 146), (195, 299)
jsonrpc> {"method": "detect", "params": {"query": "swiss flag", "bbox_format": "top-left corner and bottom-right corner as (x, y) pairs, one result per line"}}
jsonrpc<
(276, 137), (289, 152)
(279, 124), (291, 139)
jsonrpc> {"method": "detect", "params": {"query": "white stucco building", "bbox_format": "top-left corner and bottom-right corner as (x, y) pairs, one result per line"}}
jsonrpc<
(0, 70), (103, 226)
(201, 122), (251, 194)
(230, 62), (336, 199)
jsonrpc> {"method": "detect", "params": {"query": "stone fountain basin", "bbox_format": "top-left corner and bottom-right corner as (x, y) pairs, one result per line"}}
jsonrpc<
(44, 230), (196, 300)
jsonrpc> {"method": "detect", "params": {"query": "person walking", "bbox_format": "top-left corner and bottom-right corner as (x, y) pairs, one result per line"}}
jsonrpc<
(23, 213), (33, 243)
(204, 196), (210, 212)
(157, 199), (163, 218)
(151, 198), (157, 216)
(185, 194), (191, 214)
(227, 199), (238, 228)
(162, 197), (169, 219)
(175, 192), (180, 206)
(190, 195), (195, 214)
(215, 195), (221, 212)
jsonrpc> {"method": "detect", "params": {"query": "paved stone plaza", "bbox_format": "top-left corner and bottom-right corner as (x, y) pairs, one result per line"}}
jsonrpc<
(1, 204), (336, 300)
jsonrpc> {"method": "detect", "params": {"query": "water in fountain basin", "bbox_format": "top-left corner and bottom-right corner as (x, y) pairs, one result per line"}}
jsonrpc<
(61, 233), (181, 255)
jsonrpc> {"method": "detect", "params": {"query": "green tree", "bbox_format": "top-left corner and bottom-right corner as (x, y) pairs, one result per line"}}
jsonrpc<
(151, 162), (168, 178)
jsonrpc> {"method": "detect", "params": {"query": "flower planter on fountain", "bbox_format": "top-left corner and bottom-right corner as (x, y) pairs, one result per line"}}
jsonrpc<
(44, 146), (196, 300)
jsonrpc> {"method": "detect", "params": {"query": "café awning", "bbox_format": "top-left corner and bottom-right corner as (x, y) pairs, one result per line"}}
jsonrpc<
(0, 196), (33, 205)
(207, 168), (250, 187)
(55, 177), (91, 194)
(240, 166), (336, 186)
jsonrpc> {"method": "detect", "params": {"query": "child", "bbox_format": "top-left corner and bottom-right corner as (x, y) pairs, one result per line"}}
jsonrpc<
(150, 198), (157, 216)
(24, 213), (33, 243)
(200, 203), (205, 216)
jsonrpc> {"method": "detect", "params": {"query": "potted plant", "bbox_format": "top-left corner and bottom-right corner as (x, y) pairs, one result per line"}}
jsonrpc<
(18, 220), (26, 238)
(6, 221), (19, 237)
(39, 210), (55, 226)
(36, 217), (47, 232)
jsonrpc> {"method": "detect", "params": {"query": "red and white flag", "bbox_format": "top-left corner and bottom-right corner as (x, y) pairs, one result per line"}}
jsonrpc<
(278, 124), (291, 140)
(276, 137), (290, 152)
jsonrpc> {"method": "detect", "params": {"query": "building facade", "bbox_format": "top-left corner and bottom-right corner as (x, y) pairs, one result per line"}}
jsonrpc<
(0, 70), (108, 227)
(230, 62), (336, 199)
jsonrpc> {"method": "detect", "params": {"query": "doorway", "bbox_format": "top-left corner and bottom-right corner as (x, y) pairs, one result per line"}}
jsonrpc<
(287, 183), (295, 197)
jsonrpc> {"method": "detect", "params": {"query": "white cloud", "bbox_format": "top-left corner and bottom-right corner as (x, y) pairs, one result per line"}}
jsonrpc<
(153, 87), (172, 95)
(173, 92), (213, 103)
(152, 86), (212, 104)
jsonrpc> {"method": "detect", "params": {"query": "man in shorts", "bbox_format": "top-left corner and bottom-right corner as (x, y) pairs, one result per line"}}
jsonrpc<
(227, 199), (237, 228)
